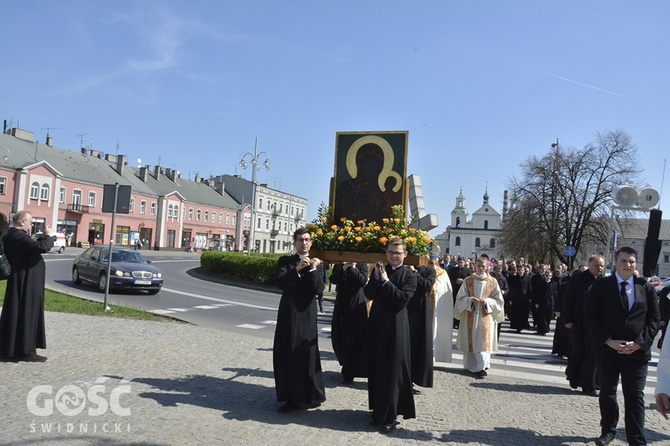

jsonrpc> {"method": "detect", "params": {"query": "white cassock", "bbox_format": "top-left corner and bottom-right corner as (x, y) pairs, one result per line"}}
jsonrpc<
(432, 266), (454, 363)
(454, 274), (504, 373)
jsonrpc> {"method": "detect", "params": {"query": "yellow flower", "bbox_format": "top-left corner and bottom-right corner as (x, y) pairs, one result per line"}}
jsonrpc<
(408, 227), (416, 233)
(394, 218), (400, 223)
(379, 236), (388, 245)
(382, 218), (389, 224)
(331, 225), (339, 231)
(374, 225), (381, 231)
(320, 216), (328, 222)
(316, 229), (323, 236)
(354, 226), (362, 232)
(355, 236), (363, 243)
(409, 237), (417, 243)
(338, 235), (345, 242)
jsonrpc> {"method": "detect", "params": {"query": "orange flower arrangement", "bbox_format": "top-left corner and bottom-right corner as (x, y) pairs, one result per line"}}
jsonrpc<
(306, 204), (437, 256)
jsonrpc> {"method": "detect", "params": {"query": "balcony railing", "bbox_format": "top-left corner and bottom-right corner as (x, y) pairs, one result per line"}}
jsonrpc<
(270, 229), (279, 237)
(67, 203), (91, 213)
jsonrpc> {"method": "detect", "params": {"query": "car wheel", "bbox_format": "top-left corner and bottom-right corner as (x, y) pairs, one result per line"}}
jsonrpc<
(58, 246), (65, 254)
(148, 289), (160, 295)
(97, 273), (107, 292)
(72, 267), (82, 285)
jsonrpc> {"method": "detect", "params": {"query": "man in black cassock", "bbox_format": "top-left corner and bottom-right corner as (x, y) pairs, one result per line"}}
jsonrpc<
(0, 211), (54, 362)
(364, 237), (417, 433)
(330, 261), (369, 384)
(407, 263), (436, 391)
(272, 228), (326, 413)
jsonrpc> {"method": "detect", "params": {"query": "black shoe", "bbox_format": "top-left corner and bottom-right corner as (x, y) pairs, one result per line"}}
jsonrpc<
(582, 388), (598, 397)
(305, 401), (321, 409)
(20, 352), (47, 362)
(381, 421), (398, 433)
(478, 370), (487, 377)
(568, 380), (578, 389)
(413, 387), (422, 395)
(277, 402), (300, 413)
(595, 432), (615, 445)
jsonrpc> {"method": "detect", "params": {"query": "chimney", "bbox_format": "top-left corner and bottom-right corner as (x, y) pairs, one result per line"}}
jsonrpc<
(154, 165), (160, 179)
(116, 154), (126, 175)
(46, 136), (54, 147)
(214, 179), (224, 196)
(139, 166), (149, 182)
(194, 173), (200, 183)
(502, 190), (509, 220)
(81, 146), (89, 156)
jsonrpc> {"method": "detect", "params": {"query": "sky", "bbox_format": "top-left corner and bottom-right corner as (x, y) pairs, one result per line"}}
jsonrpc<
(3, 0), (669, 235)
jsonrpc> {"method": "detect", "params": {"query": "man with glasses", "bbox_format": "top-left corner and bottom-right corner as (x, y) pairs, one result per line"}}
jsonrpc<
(364, 237), (417, 433)
(273, 228), (326, 413)
(0, 210), (54, 362)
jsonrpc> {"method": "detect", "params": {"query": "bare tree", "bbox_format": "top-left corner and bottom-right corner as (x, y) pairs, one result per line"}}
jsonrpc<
(500, 130), (642, 267)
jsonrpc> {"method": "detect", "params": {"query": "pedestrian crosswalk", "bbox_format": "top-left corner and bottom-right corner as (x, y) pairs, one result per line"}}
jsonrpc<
(148, 300), (660, 389)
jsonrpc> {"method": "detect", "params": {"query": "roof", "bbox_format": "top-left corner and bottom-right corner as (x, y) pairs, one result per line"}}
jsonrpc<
(0, 133), (242, 210)
(615, 216), (670, 240)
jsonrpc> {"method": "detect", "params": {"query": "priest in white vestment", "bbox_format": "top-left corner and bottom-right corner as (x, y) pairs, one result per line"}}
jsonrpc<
(432, 262), (454, 363)
(454, 258), (504, 376)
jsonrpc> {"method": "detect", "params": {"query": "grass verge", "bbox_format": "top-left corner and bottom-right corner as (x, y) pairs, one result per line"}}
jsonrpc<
(0, 281), (170, 322)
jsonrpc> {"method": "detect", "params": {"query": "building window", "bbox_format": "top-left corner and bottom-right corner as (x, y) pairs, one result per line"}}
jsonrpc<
(490, 238), (496, 248)
(484, 220), (489, 230)
(258, 198), (263, 210)
(475, 237), (481, 248)
(130, 198), (134, 213)
(59, 186), (65, 203)
(140, 200), (146, 214)
(88, 191), (96, 207)
(188, 208), (193, 220)
(30, 182), (39, 199)
(257, 217), (261, 229)
(455, 236), (461, 247)
(150, 202), (156, 216)
(665, 254), (669, 263)
(40, 184), (50, 201)
(219, 213), (223, 224)
(196, 210), (201, 221)
(72, 189), (82, 205)
(226, 213), (230, 225)
(168, 204), (173, 218)
(232, 215), (236, 226)
(204, 210), (209, 222)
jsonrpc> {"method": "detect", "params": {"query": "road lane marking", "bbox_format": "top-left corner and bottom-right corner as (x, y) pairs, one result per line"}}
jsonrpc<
(236, 324), (265, 330)
(160, 287), (278, 311)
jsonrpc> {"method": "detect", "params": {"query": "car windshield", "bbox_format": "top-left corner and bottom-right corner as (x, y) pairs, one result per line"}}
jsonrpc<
(104, 250), (145, 263)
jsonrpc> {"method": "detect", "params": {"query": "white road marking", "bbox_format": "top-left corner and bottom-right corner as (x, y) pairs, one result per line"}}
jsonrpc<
(236, 324), (265, 330)
(161, 287), (277, 311)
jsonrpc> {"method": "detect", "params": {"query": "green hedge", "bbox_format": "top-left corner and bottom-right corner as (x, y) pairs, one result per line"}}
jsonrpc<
(200, 251), (281, 285)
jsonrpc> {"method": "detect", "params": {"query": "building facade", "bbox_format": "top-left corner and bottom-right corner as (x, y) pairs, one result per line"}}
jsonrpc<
(0, 125), (307, 252)
(434, 189), (503, 259)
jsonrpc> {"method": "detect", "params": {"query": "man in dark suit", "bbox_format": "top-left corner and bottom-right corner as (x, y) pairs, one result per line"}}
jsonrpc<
(364, 237), (418, 433)
(272, 228), (326, 413)
(584, 246), (660, 446)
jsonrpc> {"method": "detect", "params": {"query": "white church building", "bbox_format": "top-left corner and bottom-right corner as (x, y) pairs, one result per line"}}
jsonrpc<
(435, 189), (503, 259)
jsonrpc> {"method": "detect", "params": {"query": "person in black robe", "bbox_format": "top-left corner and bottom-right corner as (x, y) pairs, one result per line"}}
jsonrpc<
(562, 255), (604, 396)
(272, 228), (326, 412)
(407, 263), (436, 391)
(330, 261), (369, 383)
(364, 238), (418, 433)
(532, 269), (557, 335)
(552, 269), (573, 357)
(0, 211), (54, 362)
(507, 264), (531, 332)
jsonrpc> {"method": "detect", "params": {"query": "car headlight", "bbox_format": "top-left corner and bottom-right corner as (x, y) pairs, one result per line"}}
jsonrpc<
(154, 272), (163, 278)
(114, 270), (124, 277)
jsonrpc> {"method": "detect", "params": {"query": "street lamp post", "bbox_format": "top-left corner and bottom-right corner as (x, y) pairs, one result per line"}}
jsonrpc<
(239, 137), (271, 255)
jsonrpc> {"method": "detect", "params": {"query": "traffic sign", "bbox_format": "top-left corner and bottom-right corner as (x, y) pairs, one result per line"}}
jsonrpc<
(564, 246), (576, 256)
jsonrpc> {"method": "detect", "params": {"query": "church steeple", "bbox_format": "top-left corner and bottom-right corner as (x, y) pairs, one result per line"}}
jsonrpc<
(483, 185), (489, 205)
(451, 188), (469, 228)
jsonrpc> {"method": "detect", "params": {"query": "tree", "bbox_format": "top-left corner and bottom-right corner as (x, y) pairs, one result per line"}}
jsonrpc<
(500, 130), (642, 267)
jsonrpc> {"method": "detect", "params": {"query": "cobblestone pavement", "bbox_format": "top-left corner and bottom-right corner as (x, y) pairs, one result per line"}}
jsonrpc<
(1, 311), (669, 446)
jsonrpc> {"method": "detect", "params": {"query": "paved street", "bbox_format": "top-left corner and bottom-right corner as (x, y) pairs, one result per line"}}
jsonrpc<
(1, 309), (669, 446)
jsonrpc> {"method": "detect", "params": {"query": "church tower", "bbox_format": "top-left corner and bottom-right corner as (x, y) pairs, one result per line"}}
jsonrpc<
(450, 189), (469, 228)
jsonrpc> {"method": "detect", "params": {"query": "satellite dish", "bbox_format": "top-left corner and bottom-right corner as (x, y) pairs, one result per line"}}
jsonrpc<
(637, 186), (660, 210)
(612, 185), (638, 208)
(137, 158), (142, 166)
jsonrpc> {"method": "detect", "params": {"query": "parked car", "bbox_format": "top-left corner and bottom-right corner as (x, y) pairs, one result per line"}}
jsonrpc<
(32, 232), (66, 253)
(72, 246), (163, 294)
(649, 276), (664, 287)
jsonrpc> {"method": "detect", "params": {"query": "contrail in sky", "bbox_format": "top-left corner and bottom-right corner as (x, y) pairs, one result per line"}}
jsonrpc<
(541, 72), (624, 97)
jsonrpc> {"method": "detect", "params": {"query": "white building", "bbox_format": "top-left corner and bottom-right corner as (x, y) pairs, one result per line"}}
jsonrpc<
(434, 189), (503, 259)
(614, 217), (670, 277)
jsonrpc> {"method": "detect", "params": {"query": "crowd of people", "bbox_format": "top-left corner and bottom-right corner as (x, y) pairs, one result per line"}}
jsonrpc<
(271, 231), (670, 444)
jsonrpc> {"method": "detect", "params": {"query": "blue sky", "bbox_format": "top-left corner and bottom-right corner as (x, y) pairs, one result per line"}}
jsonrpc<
(3, 1), (669, 235)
